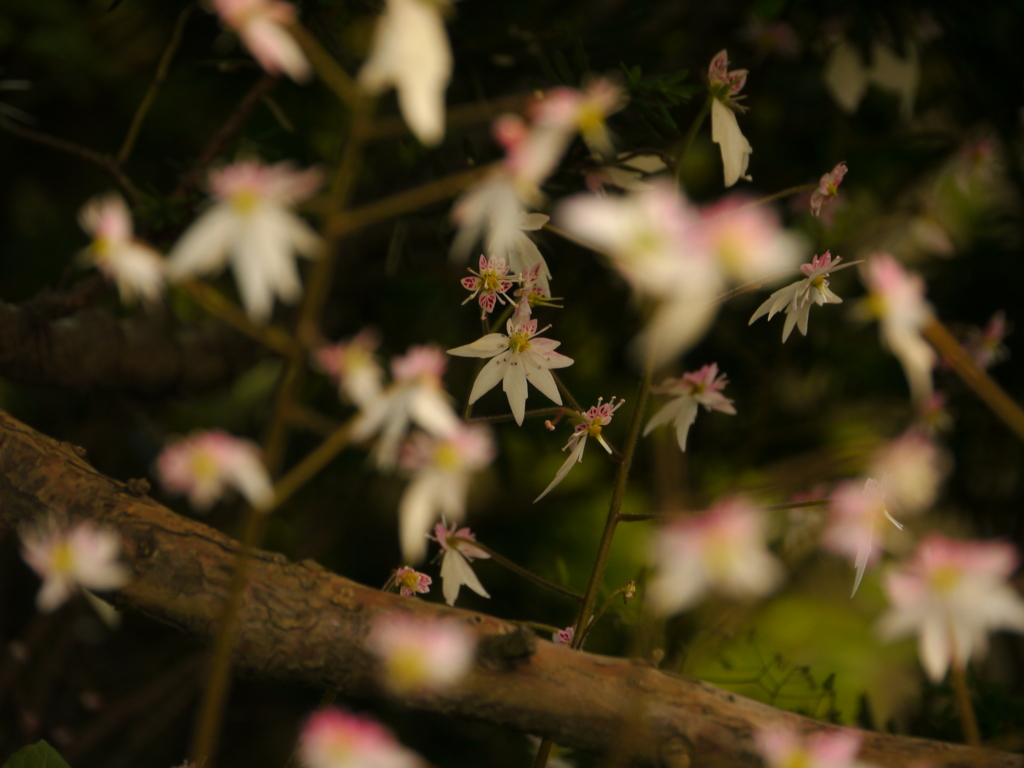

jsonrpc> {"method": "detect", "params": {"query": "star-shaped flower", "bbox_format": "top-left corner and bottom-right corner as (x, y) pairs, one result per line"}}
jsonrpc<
(708, 49), (752, 187)
(535, 397), (624, 502)
(447, 318), (573, 425)
(643, 364), (736, 452)
(461, 255), (515, 317)
(431, 522), (491, 606)
(390, 566), (432, 597)
(749, 251), (850, 342)
(810, 162), (848, 217)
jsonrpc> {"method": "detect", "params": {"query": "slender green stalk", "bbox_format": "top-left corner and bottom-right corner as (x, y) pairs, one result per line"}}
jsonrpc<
(178, 280), (299, 357)
(287, 22), (360, 107)
(740, 182), (817, 209)
(118, 4), (194, 165)
(674, 95), (711, 185)
(551, 372), (582, 413)
(951, 657), (981, 746)
(618, 498), (831, 522)
(523, 621), (564, 636)
(467, 407), (564, 424)
(579, 584), (632, 644)
(452, 537), (583, 602)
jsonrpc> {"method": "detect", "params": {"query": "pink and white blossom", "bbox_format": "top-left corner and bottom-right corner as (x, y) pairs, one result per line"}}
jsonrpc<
(708, 50), (752, 187)
(447, 318), (573, 426)
(643, 364), (736, 453)
(351, 345), (460, 470)
(856, 253), (936, 404)
(432, 521), (491, 606)
(810, 162), (848, 217)
(749, 252), (850, 342)
(397, 424), (495, 562)
(358, 0), (452, 146)
(649, 498), (783, 614)
(822, 478), (906, 597)
(391, 566), (432, 597)
(157, 430), (275, 512)
(168, 160), (323, 320)
(367, 614), (475, 693)
(878, 535), (1024, 682)
(525, 78), (627, 166)
(20, 517), (131, 613)
(78, 193), (166, 306)
(299, 707), (421, 768)
(696, 196), (805, 284)
(536, 397), (625, 502)
(214, 0), (311, 81)
(461, 255), (515, 317)
(313, 329), (385, 408)
(756, 727), (871, 768)
(552, 626), (575, 647)
(868, 431), (947, 516)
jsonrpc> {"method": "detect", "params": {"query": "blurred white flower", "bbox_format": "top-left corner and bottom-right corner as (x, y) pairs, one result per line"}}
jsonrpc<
(644, 363), (735, 452)
(367, 614), (475, 692)
(756, 727), (873, 768)
(696, 196), (804, 284)
(397, 424), (495, 562)
(432, 521), (491, 606)
(300, 707), (421, 768)
(313, 329), (385, 408)
(536, 397), (624, 502)
(749, 251), (848, 342)
(168, 160), (323, 321)
(649, 497), (783, 614)
(707, 49), (752, 187)
(20, 518), (130, 613)
(156, 430), (274, 512)
(824, 39), (919, 119)
(214, 0), (311, 81)
(78, 193), (166, 306)
(868, 430), (948, 516)
(878, 535), (1024, 682)
(359, 0), (452, 146)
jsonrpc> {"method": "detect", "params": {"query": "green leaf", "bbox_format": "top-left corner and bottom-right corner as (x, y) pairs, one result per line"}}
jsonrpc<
(3, 741), (72, 768)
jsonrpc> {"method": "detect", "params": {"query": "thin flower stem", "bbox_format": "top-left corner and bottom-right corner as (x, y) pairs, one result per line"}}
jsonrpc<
(579, 585), (630, 644)
(923, 317), (1024, 444)
(551, 371), (582, 413)
(451, 537), (583, 603)
(287, 21), (360, 107)
(189, 504), (268, 766)
(356, 92), (531, 141)
(951, 657), (981, 746)
(617, 498), (831, 522)
(466, 407), (565, 424)
(271, 420), (354, 510)
(674, 95), (711, 185)
(178, 280), (299, 356)
(523, 621), (563, 636)
(117, 3), (195, 165)
(740, 182), (817, 210)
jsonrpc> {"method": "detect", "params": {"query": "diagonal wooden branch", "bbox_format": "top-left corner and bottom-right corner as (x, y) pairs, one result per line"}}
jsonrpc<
(0, 408), (1018, 768)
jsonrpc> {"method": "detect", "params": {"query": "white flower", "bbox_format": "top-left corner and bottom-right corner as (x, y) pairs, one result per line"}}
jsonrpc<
(707, 50), (752, 187)
(822, 478), (905, 597)
(823, 40), (870, 114)
(649, 497), (783, 615)
(168, 160), (324, 321)
(300, 707), (422, 768)
(20, 517), (131, 613)
(214, 0), (311, 82)
(643, 364), (736, 452)
(358, 0), (452, 147)
(450, 175), (526, 262)
(535, 397), (624, 502)
(756, 727), (873, 768)
(868, 431), (948, 516)
(856, 253), (935, 404)
(78, 193), (166, 306)
(397, 424), (495, 562)
(824, 39), (919, 119)
(351, 345), (460, 471)
(810, 162), (848, 217)
(460, 255), (516, 317)
(447, 318), (573, 425)
(431, 521), (491, 606)
(749, 251), (848, 342)
(313, 329), (385, 408)
(878, 535), (1024, 682)
(366, 613), (475, 693)
(696, 196), (805, 284)
(156, 430), (275, 512)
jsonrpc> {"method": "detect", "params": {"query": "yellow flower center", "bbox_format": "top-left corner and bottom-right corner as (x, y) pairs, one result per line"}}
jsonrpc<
(578, 104), (605, 137)
(92, 236), (112, 261)
(190, 450), (219, 480)
(482, 274), (501, 293)
(930, 565), (961, 594)
(231, 190), (260, 215)
(434, 442), (462, 470)
(388, 648), (428, 689)
(508, 331), (532, 354)
(50, 541), (75, 575)
(782, 751), (811, 768)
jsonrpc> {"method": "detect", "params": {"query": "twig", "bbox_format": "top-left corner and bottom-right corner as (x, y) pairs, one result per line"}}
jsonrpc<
(177, 280), (299, 357)
(466, 407), (564, 424)
(950, 657), (981, 747)
(287, 21), (359, 107)
(741, 182), (817, 209)
(452, 537), (584, 603)
(357, 93), (531, 141)
(117, 3), (195, 165)
(674, 95), (711, 185)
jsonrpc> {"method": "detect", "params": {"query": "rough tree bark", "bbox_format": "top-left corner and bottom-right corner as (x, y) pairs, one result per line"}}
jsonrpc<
(0, 407), (1019, 768)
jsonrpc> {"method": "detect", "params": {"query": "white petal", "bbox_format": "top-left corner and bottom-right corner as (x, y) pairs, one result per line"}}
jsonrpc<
(448, 334), (509, 358)
(711, 99), (752, 187)
(468, 355), (510, 403)
(167, 205), (238, 279)
(502, 359), (529, 425)
(919, 617), (952, 682)
(535, 437), (587, 502)
(524, 363), (562, 406)
(850, 521), (874, 597)
(673, 397), (700, 452)
(399, 473), (437, 562)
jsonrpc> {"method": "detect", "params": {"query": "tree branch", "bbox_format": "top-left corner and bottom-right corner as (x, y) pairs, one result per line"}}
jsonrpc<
(0, 408), (1018, 768)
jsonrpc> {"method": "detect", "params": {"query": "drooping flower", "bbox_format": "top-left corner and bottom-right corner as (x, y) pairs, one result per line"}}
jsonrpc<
(810, 162), (848, 217)
(20, 517), (131, 613)
(649, 497), (784, 615)
(526, 78), (627, 165)
(447, 318), (573, 426)
(213, 0), (311, 82)
(749, 252), (850, 342)
(868, 431), (948, 517)
(299, 707), (421, 768)
(643, 364), (736, 453)
(168, 160), (323, 321)
(855, 253), (936, 404)
(390, 566), (432, 597)
(78, 193), (166, 306)
(358, 0), (452, 147)
(313, 329), (386, 409)
(878, 535), (1024, 682)
(431, 521), (491, 606)
(351, 345), (460, 471)
(708, 49), (752, 187)
(755, 727), (871, 768)
(535, 397), (624, 502)
(367, 614), (475, 693)
(397, 424), (496, 562)
(460, 255), (515, 317)
(552, 626), (575, 647)
(156, 430), (275, 512)
(963, 310), (1010, 370)
(822, 478), (906, 597)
